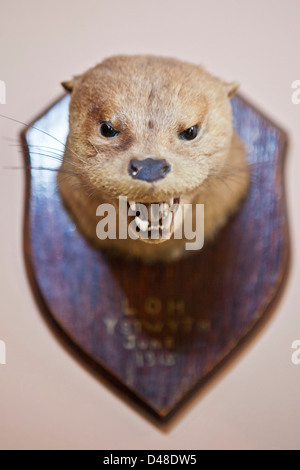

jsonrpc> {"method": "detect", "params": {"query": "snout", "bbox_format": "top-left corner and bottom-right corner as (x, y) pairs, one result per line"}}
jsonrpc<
(128, 157), (171, 183)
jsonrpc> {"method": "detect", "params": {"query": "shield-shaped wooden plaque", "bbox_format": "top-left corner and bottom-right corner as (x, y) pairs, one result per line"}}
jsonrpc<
(22, 94), (289, 420)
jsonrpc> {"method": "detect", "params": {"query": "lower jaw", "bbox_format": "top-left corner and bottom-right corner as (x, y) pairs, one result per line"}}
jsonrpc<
(126, 197), (180, 244)
(128, 223), (174, 245)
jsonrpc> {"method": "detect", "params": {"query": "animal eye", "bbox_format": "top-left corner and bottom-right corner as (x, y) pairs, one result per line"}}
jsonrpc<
(179, 125), (199, 141)
(99, 122), (119, 138)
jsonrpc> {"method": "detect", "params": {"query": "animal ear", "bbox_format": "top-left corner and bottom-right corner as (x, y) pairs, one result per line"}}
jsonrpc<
(61, 74), (82, 93)
(226, 81), (240, 98)
(61, 80), (74, 93)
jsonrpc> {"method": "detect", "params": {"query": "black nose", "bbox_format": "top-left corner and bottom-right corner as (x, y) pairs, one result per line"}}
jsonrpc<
(128, 158), (171, 183)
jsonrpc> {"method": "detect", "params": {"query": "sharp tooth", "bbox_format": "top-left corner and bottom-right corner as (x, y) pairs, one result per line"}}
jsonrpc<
(149, 224), (160, 240)
(135, 216), (149, 231)
(169, 198), (174, 207)
(129, 201), (136, 211)
(160, 202), (169, 218)
(150, 203), (160, 222)
(162, 212), (172, 229)
(136, 203), (149, 220)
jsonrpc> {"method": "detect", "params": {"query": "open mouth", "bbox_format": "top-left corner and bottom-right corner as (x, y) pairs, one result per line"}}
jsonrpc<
(127, 197), (180, 243)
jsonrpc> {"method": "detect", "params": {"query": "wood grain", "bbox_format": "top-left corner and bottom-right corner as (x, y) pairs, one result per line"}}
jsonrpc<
(21, 94), (290, 420)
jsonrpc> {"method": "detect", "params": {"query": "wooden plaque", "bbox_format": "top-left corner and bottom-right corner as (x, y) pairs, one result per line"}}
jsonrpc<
(22, 94), (289, 420)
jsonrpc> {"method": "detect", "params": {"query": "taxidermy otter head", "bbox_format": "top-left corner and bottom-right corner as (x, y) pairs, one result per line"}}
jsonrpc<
(59, 55), (248, 261)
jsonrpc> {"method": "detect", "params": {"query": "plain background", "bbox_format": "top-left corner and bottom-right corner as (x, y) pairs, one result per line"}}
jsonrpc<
(0, 0), (299, 450)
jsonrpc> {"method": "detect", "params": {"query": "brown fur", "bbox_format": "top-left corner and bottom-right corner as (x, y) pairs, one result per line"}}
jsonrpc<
(58, 55), (249, 262)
